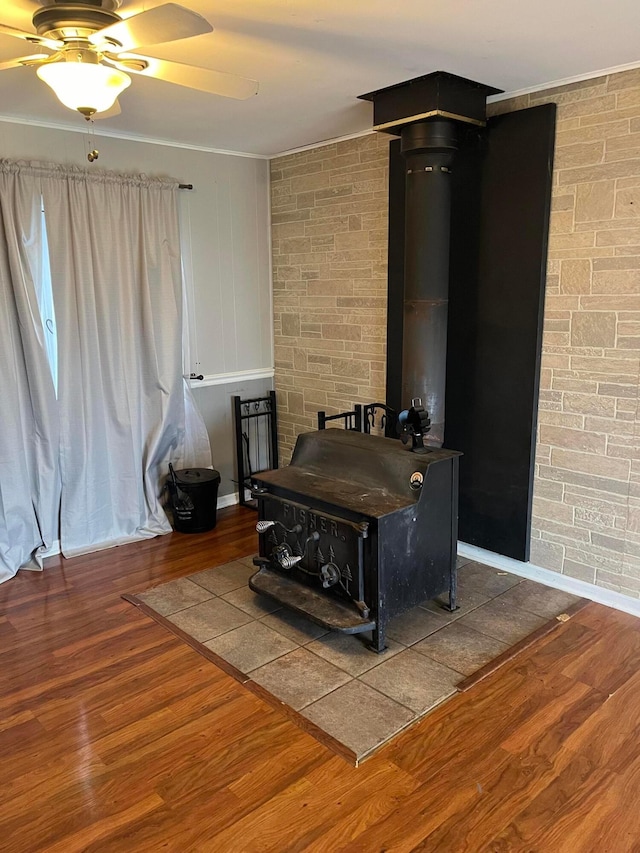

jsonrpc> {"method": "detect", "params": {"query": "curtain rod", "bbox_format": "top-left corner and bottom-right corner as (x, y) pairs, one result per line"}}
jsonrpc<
(179, 184), (193, 190)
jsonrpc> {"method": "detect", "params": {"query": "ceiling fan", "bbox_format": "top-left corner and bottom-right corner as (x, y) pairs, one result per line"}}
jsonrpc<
(0, 1), (258, 119)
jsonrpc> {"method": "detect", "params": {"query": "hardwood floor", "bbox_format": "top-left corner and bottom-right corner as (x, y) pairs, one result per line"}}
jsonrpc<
(2, 506), (640, 852)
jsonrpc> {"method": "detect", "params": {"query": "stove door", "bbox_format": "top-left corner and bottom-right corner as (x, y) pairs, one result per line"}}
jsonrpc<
(256, 491), (370, 608)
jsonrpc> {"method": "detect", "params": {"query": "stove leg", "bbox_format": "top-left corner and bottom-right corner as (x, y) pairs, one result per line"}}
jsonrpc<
(447, 569), (459, 612)
(369, 622), (387, 654)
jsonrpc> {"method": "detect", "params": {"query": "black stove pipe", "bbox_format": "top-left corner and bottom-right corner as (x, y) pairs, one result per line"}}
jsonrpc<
(400, 118), (458, 448)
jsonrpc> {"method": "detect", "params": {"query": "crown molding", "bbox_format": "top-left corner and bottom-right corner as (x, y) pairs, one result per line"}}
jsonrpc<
(268, 59), (640, 159)
(488, 57), (640, 103)
(271, 128), (375, 159)
(0, 113), (269, 159)
(6, 57), (640, 162)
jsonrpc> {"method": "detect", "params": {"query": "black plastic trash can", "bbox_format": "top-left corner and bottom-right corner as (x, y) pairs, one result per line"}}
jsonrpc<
(168, 467), (221, 533)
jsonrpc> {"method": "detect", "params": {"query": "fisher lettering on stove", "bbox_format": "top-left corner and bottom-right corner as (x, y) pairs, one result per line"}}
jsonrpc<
(283, 503), (339, 538)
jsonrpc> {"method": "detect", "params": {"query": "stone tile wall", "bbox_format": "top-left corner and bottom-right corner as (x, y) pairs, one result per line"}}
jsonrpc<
(270, 133), (390, 460)
(490, 71), (640, 598)
(270, 68), (640, 598)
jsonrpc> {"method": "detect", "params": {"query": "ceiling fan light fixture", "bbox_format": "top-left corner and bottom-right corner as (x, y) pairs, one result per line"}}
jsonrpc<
(37, 59), (131, 116)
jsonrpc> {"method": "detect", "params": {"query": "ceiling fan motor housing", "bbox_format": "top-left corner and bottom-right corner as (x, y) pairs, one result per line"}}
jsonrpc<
(33, 2), (122, 42)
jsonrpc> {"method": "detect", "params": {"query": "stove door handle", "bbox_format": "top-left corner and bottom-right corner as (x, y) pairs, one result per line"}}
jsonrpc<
(354, 600), (370, 619)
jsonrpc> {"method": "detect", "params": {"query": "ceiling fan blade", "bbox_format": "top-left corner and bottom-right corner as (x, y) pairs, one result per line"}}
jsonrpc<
(0, 23), (61, 51)
(113, 55), (258, 100)
(0, 53), (49, 72)
(92, 100), (122, 120)
(90, 3), (212, 52)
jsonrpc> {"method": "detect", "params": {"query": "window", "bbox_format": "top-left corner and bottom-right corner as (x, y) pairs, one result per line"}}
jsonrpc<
(34, 203), (58, 396)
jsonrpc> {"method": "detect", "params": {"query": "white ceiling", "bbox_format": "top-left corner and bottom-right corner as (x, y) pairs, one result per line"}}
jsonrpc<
(2, 0), (640, 157)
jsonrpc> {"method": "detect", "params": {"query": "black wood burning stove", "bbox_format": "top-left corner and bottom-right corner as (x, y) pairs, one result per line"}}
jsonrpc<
(249, 429), (460, 652)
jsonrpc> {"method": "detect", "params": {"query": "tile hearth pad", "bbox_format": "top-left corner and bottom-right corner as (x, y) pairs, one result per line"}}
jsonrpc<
(129, 555), (584, 763)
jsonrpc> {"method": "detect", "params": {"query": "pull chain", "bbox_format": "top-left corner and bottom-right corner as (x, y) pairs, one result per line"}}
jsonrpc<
(86, 119), (99, 163)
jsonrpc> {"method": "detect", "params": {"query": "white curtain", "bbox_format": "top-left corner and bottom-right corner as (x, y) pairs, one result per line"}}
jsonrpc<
(0, 160), (211, 576)
(39, 164), (210, 557)
(0, 163), (60, 581)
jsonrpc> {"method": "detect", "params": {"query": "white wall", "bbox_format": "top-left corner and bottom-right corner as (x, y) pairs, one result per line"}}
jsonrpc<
(0, 119), (273, 500)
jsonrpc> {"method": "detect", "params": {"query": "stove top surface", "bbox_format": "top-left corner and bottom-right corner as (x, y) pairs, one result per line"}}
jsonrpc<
(255, 429), (461, 519)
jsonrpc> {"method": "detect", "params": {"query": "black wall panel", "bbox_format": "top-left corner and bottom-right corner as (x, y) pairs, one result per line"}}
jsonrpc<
(386, 139), (406, 417)
(386, 103), (556, 561)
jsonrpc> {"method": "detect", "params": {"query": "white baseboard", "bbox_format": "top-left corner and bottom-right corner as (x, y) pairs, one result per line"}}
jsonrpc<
(51, 503), (635, 619)
(218, 492), (240, 509)
(458, 542), (640, 619)
(43, 494), (241, 559)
